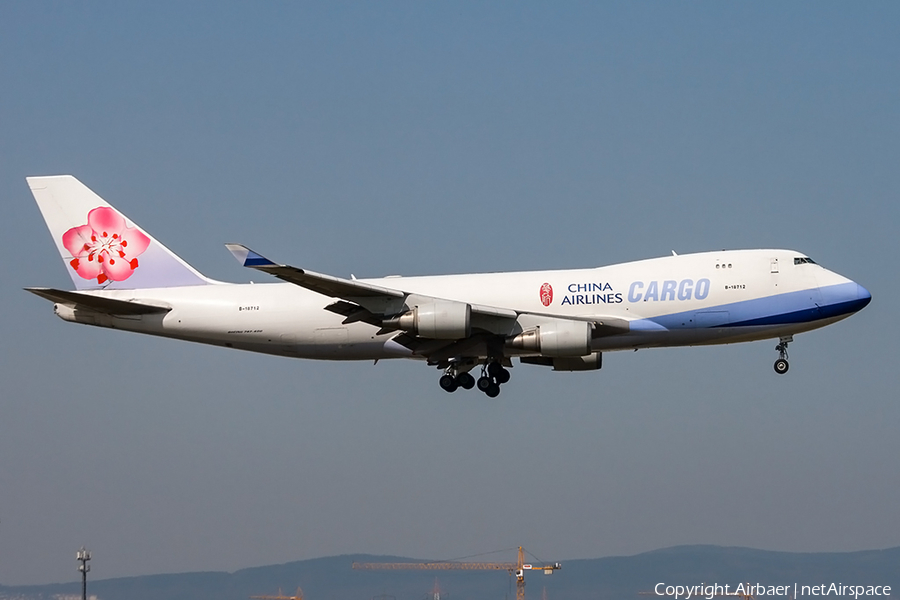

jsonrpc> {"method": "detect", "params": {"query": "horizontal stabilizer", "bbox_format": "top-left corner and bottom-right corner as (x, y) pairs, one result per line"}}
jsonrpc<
(25, 287), (171, 315)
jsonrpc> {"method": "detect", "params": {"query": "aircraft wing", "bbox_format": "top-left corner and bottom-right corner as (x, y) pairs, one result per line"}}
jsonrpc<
(225, 244), (405, 300)
(225, 245), (628, 365)
(25, 287), (171, 315)
(225, 244), (518, 321)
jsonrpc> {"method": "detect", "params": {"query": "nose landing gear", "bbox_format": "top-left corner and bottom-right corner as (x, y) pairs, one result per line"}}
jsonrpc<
(774, 336), (792, 374)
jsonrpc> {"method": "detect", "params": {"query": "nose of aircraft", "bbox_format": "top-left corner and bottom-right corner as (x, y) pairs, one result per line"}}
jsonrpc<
(815, 274), (871, 319)
(855, 282), (872, 310)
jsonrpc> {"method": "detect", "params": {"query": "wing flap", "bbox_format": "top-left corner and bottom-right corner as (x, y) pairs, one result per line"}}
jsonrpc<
(323, 300), (382, 326)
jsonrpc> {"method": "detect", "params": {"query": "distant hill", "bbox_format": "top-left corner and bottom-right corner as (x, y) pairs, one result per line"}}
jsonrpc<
(2, 546), (898, 600)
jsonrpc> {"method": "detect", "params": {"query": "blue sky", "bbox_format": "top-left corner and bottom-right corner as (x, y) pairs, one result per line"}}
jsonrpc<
(1, 2), (898, 586)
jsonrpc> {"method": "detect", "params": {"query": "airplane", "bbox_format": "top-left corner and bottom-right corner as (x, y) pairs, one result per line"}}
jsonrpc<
(25, 175), (871, 397)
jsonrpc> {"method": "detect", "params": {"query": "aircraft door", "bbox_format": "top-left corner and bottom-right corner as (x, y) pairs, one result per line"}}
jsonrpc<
(769, 256), (782, 293)
(313, 327), (350, 356)
(695, 310), (731, 328)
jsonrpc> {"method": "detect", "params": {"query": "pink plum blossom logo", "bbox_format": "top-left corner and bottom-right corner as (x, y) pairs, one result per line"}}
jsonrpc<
(62, 207), (151, 284)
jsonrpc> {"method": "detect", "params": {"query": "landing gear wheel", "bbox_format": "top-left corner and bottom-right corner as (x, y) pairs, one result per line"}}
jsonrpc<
(485, 383), (501, 398)
(477, 376), (493, 392)
(496, 368), (511, 384)
(457, 372), (475, 390)
(774, 337), (791, 375)
(487, 361), (504, 378)
(774, 358), (790, 375)
(439, 374), (459, 392)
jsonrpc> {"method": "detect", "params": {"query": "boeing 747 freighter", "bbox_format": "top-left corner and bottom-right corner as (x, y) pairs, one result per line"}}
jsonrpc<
(26, 176), (871, 396)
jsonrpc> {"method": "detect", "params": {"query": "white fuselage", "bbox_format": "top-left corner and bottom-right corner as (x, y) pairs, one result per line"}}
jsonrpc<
(54, 249), (870, 362)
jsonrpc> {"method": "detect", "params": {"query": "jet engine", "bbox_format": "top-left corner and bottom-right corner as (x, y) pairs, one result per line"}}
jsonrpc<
(385, 300), (471, 339)
(506, 320), (592, 357)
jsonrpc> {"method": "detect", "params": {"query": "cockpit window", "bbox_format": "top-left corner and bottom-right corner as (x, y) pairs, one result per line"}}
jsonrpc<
(794, 257), (816, 265)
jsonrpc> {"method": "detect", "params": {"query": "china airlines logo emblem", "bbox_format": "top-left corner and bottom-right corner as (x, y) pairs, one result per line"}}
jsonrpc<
(540, 282), (553, 307)
(62, 207), (151, 284)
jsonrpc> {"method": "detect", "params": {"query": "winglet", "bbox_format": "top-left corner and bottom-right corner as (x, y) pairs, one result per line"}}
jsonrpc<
(225, 244), (279, 268)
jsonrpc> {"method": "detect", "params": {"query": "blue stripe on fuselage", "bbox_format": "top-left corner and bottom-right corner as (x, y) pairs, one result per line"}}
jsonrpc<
(631, 282), (869, 331)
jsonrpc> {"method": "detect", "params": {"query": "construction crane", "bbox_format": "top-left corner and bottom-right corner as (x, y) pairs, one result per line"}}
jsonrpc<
(352, 546), (560, 600)
(250, 588), (304, 600)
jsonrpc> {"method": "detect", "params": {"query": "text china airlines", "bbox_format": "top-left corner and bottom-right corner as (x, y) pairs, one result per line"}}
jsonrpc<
(550, 278), (712, 306)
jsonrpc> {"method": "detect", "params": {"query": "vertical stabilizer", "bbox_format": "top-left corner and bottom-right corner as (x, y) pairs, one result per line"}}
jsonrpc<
(27, 175), (211, 290)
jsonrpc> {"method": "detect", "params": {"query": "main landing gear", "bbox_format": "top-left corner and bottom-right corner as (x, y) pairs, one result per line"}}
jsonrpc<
(773, 336), (792, 375)
(439, 371), (475, 393)
(476, 361), (510, 398)
(439, 360), (510, 397)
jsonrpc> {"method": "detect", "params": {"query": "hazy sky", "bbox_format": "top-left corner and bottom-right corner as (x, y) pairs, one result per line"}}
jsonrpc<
(1, 1), (898, 587)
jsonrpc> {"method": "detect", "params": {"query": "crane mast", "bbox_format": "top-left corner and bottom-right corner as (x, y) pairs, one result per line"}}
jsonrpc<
(352, 546), (561, 600)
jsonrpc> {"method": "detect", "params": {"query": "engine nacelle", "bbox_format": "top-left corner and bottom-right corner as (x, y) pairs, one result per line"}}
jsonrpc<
(553, 352), (602, 371)
(507, 320), (592, 357)
(521, 352), (603, 371)
(391, 300), (471, 339)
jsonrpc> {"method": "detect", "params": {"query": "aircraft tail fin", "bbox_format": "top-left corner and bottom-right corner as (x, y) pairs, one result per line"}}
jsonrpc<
(27, 175), (211, 290)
